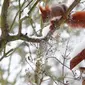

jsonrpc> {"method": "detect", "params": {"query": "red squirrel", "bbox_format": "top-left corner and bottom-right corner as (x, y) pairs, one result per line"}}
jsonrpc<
(39, 4), (67, 22)
(39, 4), (85, 30)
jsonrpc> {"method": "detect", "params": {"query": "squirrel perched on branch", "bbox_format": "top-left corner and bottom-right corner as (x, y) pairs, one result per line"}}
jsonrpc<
(39, 4), (85, 30)
(39, 4), (67, 22)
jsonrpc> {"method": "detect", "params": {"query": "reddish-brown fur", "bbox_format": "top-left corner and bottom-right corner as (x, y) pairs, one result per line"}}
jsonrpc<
(39, 5), (51, 22)
(39, 5), (85, 30)
(39, 4), (67, 22)
(67, 11), (85, 28)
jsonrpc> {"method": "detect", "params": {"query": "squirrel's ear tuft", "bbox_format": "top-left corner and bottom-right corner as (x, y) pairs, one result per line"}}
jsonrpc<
(39, 5), (45, 14)
(39, 5), (50, 22)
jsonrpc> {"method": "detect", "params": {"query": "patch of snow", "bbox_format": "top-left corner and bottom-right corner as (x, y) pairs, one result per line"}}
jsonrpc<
(60, 30), (70, 39)
(69, 39), (85, 58)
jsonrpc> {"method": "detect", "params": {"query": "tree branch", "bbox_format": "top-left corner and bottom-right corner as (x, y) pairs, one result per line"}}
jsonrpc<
(21, 0), (41, 21)
(8, 34), (47, 42)
(0, 0), (81, 61)
(18, 0), (22, 35)
(1, 0), (10, 38)
(50, 0), (81, 34)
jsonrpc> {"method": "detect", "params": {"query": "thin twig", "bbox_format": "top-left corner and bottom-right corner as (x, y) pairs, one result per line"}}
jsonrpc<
(21, 0), (41, 21)
(0, 49), (14, 61)
(9, 1), (26, 31)
(18, 0), (22, 35)
(46, 56), (74, 75)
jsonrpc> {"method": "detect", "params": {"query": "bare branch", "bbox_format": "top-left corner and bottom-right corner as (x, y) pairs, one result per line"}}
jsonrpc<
(1, 0), (10, 38)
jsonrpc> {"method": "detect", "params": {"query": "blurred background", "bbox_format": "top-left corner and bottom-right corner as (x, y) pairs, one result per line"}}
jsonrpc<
(0, 0), (85, 85)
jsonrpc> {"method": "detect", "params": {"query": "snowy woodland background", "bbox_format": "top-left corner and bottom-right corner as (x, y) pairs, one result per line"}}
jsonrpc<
(0, 0), (85, 85)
